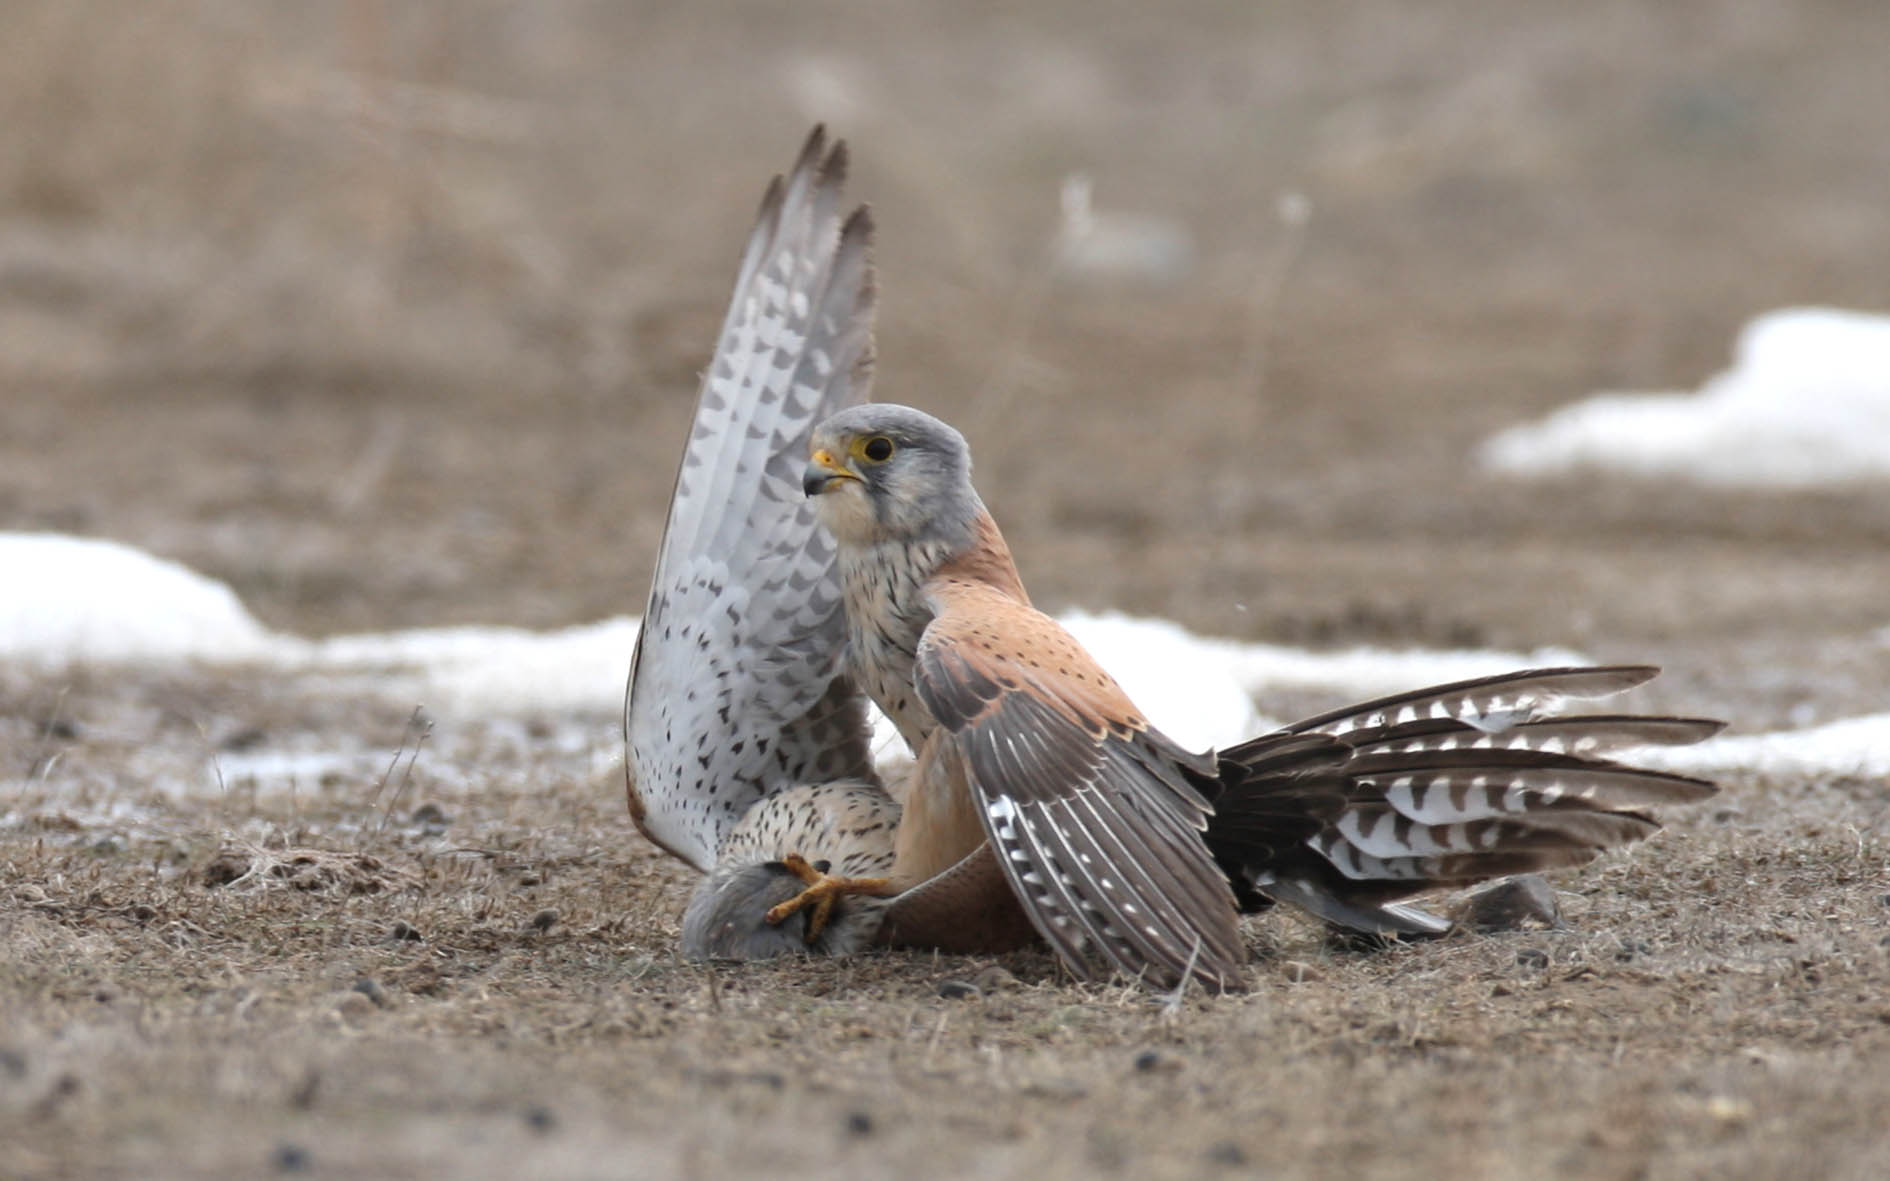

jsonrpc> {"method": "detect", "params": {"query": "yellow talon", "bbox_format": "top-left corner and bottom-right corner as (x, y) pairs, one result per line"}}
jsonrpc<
(764, 853), (896, 943)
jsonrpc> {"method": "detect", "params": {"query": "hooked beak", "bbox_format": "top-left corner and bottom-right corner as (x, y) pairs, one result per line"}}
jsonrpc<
(802, 448), (860, 497)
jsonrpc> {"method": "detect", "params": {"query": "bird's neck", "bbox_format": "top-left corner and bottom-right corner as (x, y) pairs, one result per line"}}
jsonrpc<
(930, 512), (1029, 604)
(838, 510), (1028, 629)
(837, 510), (1027, 748)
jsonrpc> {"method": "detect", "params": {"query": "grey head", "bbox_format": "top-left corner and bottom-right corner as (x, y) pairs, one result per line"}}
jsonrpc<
(801, 403), (983, 547)
(681, 861), (887, 960)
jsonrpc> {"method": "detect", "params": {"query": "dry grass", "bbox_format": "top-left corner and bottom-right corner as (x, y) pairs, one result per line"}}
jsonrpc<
(5, 2), (1890, 1177)
(3, 667), (1889, 1178)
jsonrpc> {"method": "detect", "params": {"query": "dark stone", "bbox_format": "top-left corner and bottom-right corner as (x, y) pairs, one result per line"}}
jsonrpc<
(1460, 875), (1565, 932)
(220, 727), (267, 752)
(272, 1143), (311, 1173)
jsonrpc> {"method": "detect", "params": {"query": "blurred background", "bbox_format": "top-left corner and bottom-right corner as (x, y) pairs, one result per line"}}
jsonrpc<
(3, 1), (1886, 702)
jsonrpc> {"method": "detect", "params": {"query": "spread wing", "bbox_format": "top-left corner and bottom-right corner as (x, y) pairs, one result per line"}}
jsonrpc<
(913, 581), (1246, 991)
(626, 127), (880, 871)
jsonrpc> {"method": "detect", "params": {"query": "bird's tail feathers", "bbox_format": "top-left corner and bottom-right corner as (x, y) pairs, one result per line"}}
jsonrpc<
(1209, 666), (1721, 937)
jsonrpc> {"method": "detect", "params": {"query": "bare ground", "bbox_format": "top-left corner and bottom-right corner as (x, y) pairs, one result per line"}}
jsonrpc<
(4, 2), (1890, 1177)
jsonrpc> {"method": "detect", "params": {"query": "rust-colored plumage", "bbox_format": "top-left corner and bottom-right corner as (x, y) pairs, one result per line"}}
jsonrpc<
(900, 574), (1244, 986)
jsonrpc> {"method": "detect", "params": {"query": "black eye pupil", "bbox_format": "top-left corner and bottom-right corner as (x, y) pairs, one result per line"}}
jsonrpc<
(863, 437), (893, 461)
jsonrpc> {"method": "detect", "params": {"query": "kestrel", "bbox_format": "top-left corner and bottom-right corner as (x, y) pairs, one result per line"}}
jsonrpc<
(625, 128), (1722, 991)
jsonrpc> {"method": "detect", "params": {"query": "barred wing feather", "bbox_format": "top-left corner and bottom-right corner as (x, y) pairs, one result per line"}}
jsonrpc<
(626, 128), (879, 871)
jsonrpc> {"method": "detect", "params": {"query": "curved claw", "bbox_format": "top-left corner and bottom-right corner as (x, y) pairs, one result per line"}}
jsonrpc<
(763, 853), (896, 943)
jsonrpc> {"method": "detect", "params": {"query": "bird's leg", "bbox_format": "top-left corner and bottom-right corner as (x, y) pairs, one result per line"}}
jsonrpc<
(764, 853), (898, 943)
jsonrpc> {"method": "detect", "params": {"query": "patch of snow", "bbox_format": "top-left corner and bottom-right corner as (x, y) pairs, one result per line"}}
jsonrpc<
(0, 531), (630, 718)
(301, 619), (637, 718)
(1062, 611), (1596, 750)
(1641, 712), (1890, 779)
(8, 532), (1888, 782)
(1059, 612), (1271, 748)
(1479, 307), (1890, 487)
(212, 748), (383, 792)
(0, 532), (282, 664)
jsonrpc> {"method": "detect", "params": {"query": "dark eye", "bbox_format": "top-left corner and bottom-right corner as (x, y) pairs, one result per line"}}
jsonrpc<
(861, 436), (894, 462)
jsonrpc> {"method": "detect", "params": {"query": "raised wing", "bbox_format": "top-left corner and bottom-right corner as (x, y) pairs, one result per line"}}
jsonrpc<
(627, 127), (880, 871)
(913, 580), (1246, 992)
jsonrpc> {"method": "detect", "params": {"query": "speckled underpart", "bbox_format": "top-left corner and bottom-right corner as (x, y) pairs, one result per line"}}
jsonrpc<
(679, 779), (902, 960)
(836, 535), (957, 753)
(719, 779), (900, 879)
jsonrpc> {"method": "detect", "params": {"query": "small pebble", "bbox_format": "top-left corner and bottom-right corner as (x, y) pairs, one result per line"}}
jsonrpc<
(525, 1105), (557, 1134)
(1132, 1049), (1177, 1074)
(845, 1110), (875, 1137)
(332, 991), (375, 1022)
(526, 908), (560, 934)
(272, 1142), (311, 1172)
(1279, 960), (1323, 983)
(289, 1068), (320, 1111)
(971, 965), (1018, 992)
(1460, 875), (1564, 932)
(1206, 1140), (1248, 1167)
(220, 726), (266, 752)
(1704, 1095), (1753, 1123)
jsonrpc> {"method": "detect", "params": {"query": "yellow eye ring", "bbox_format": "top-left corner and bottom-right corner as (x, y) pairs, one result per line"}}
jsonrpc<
(854, 435), (895, 463)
